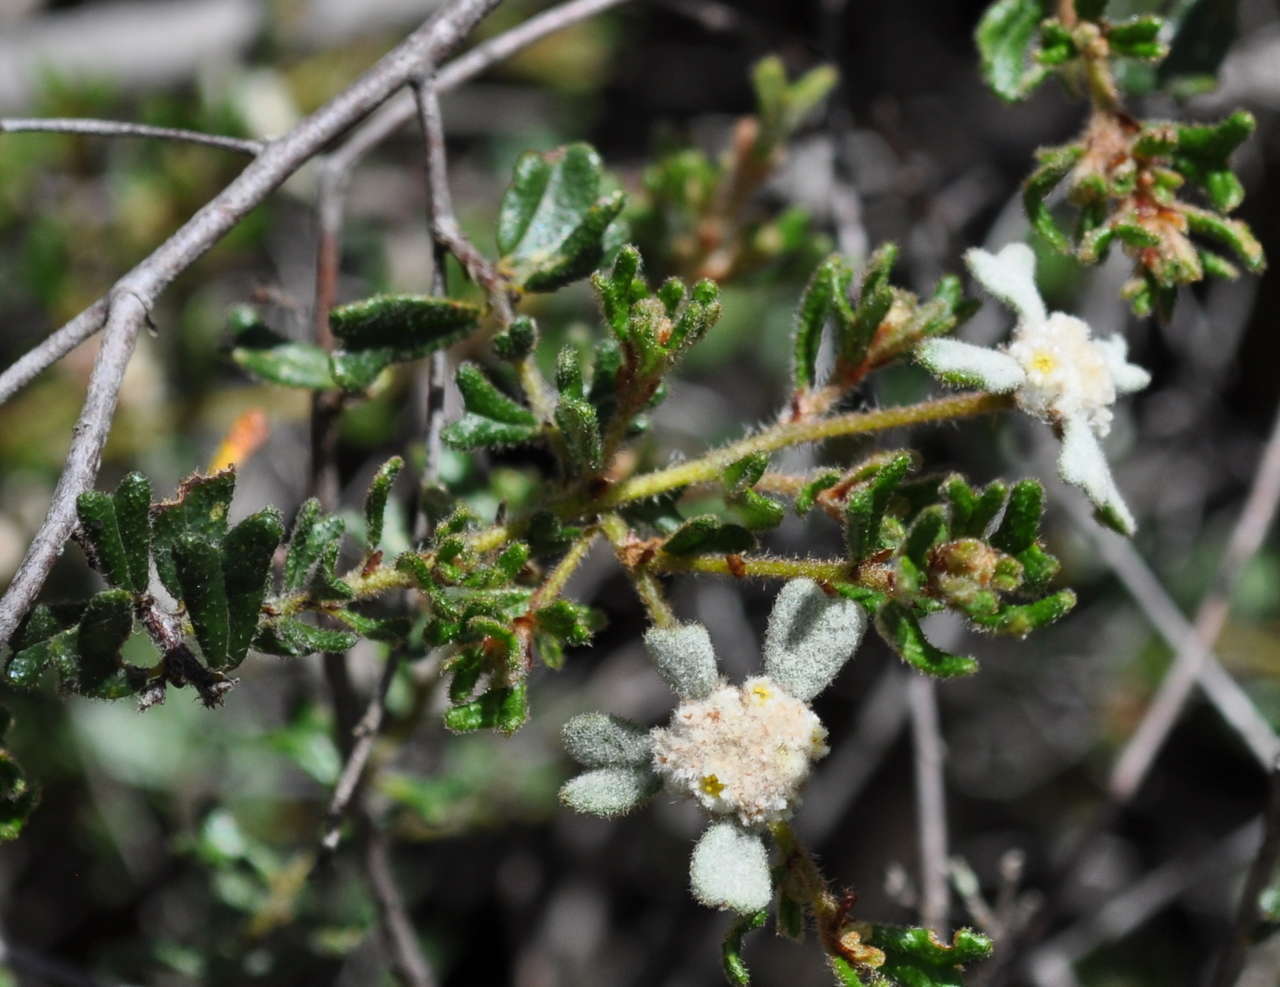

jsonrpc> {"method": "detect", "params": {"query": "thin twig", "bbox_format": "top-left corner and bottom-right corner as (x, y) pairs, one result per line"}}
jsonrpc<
(0, 0), (636, 413)
(0, 117), (262, 154)
(1210, 756), (1280, 987)
(909, 674), (951, 934)
(363, 818), (436, 987)
(1109, 400), (1280, 801)
(0, 0), (504, 650)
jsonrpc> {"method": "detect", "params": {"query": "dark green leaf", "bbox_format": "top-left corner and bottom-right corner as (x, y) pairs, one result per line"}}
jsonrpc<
(977, 0), (1051, 101)
(1024, 144), (1084, 252)
(330, 295), (480, 350)
(493, 315), (538, 361)
(732, 490), (785, 531)
(113, 472), (152, 593)
(0, 748), (38, 843)
(534, 600), (597, 647)
(971, 588), (1076, 636)
(231, 323), (335, 389)
(497, 143), (625, 292)
(222, 509), (284, 667)
(364, 456), (404, 549)
(151, 470), (236, 598)
(284, 499), (345, 592)
(444, 683), (528, 734)
(843, 244), (897, 367)
(845, 454), (914, 562)
(869, 924), (994, 986)
(876, 603), (978, 678)
(75, 589), (133, 692)
(991, 479), (1043, 554)
(5, 627), (79, 689)
(724, 453), (770, 496)
(662, 515), (756, 555)
(795, 471), (841, 516)
(76, 491), (132, 590)
(253, 618), (358, 657)
(456, 363), (537, 425)
(555, 397), (603, 476)
(175, 534), (230, 668)
(441, 413), (541, 451)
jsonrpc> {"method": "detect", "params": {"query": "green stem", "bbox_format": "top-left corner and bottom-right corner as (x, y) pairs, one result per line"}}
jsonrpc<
(600, 513), (678, 628)
(652, 552), (849, 582)
(528, 528), (599, 610)
(596, 391), (1010, 508)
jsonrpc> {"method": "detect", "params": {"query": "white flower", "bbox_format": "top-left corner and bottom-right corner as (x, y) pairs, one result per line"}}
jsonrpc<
(557, 580), (866, 913)
(915, 243), (1151, 535)
(650, 675), (829, 828)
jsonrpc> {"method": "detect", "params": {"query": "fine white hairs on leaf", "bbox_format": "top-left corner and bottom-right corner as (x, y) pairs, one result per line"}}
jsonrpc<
(689, 820), (772, 913)
(762, 579), (866, 702)
(1057, 414), (1136, 535)
(562, 712), (652, 767)
(558, 766), (660, 818)
(965, 243), (1047, 328)
(644, 623), (719, 700)
(915, 338), (1025, 393)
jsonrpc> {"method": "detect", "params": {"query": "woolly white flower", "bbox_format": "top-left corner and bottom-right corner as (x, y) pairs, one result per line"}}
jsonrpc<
(650, 676), (829, 827)
(915, 243), (1151, 534)
(557, 580), (866, 913)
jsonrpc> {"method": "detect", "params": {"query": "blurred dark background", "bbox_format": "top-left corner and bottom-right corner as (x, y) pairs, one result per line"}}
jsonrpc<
(1, 0), (1278, 984)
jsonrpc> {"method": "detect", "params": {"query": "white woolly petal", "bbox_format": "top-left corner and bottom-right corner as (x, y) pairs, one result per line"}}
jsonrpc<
(644, 624), (719, 700)
(1096, 334), (1152, 395)
(1057, 415), (1137, 536)
(559, 766), (659, 818)
(562, 712), (652, 767)
(965, 243), (1047, 328)
(916, 338), (1025, 393)
(689, 821), (772, 913)
(763, 579), (867, 702)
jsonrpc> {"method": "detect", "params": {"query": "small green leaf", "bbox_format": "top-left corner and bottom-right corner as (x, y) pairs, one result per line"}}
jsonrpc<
(977, 0), (1051, 101)
(555, 397), (603, 477)
(76, 491), (132, 590)
(497, 143), (626, 292)
(444, 683), (528, 734)
(329, 295), (480, 350)
(876, 603), (978, 678)
(791, 255), (852, 389)
(253, 618), (357, 657)
(364, 456), (405, 549)
(991, 479), (1044, 554)
(724, 453), (770, 496)
(76, 589), (133, 690)
(845, 453), (914, 563)
(903, 505), (949, 567)
(869, 924), (994, 986)
(284, 500), (345, 592)
(1024, 144), (1083, 252)
(151, 470), (236, 598)
(971, 588), (1076, 636)
(662, 516), (756, 556)
(1183, 206), (1265, 273)
(535, 600), (597, 647)
(843, 244), (897, 367)
(222, 509), (284, 667)
(722, 909), (767, 985)
(175, 534), (230, 668)
(493, 314), (538, 361)
(231, 322), (336, 389)
(441, 413), (541, 451)
(795, 471), (841, 516)
(113, 472), (152, 593)
(732, 490), (786, 531)
(0, 746), (39, 844)
(456, 363), (537, 425)
(1107, 15), (1167, 60)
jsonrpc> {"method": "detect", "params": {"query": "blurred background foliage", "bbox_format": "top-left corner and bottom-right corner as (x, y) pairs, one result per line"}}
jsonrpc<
(0, 0), (1278, 984)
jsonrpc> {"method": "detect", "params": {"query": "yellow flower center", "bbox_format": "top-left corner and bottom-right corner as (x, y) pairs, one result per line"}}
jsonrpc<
(1028, 350), (1057, 375)
(749, 683), (772, 703)
(700, 774), (726, 797)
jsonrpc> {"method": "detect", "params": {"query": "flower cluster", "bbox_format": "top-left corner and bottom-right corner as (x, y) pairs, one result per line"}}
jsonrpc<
(915, 243), (1151, 534)
(558, 580), (866, 913)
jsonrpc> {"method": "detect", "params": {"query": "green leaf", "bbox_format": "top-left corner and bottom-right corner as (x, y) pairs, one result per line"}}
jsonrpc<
(76, 491), (133, 591)
(76, 589), (133, 691)
(971, 588), (1076, 636)
(441, 413), (541, 451)
(330, 295), (480, 350)
(555, 397), (603, 476)
(843, 244), (897, 367)
(792, 255), (852, 390)
(114, 472), (152, 593)
(876, 603), (978, 678)
(724, 453), (770, 496)
(977, 0), (1051, 101)
(991, 479), (1043, 554)
(175, 534), (230, 668)
(534, 600), (597, 647)
(253, 618), (357, 657)
(0, 746), (38, 843)
(903, 506), (949, 567)
(662, 515), (756, 556)
(284, 499), (345, 592)
(1024, 144), (1084, 252)
(493, 314), (538, 361)
(497, 143), (625, 292)
(444, 682), (528, 734)
(845, 454), (914, 563)
(5, 626), (79, 689)
(364, 456), (404, 549)
(1183, 205), (1265, 273)
(869, 924), (994, 987)
(456, 363), (537, 425)
(151, 470), (236, 598)
(796, 471), (841, 516)
(722, 909), (767, 985)
(222, 509), (284, 667)
(332, 610), (411, 643)
(732, 490), (786, 531)
(231, 322), (336, 389)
